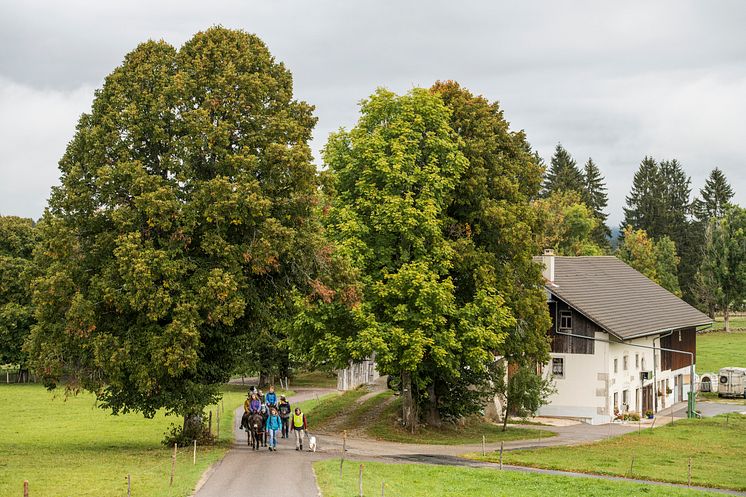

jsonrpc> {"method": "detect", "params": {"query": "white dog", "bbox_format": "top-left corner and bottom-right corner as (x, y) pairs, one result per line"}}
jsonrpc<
(308, 434), (317, 452)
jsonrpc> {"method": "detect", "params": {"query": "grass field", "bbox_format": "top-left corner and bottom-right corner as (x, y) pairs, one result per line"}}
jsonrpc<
(711, 316), (746, 331)
(697, 329), (746, 372)
(314, 459), (723, 497)
(290, 370), (338, 388)
(468, 414), (746, 491)
(0, 384), (259, 497)
(366, 396), (554, 445)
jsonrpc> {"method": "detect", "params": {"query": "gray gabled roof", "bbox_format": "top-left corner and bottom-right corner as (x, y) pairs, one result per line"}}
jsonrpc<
(540, 256), (711, 340)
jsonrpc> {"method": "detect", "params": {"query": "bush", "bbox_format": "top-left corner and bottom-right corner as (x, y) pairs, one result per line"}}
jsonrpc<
(162, 416), (214, 447)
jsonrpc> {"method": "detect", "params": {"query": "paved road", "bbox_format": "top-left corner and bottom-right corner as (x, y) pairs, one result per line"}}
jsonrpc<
(194, 394), (746, 497)
(194, 389), (331, 497)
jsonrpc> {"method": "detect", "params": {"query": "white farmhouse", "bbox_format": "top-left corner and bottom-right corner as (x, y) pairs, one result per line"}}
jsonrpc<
(536, 250), (712, 425)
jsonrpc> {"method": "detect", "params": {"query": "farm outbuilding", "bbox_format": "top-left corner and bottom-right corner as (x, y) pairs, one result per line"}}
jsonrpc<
(698, 372), (718, 393)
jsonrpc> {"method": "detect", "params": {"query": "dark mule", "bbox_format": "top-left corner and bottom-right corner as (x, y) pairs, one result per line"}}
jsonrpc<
(247, 412), (264, 451)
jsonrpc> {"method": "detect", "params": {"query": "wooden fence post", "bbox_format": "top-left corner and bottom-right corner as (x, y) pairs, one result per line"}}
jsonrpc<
(127, 474), (131, 497)
(208, 411), (213, 439)
(499, 442), (504, 470)
(688, 457), (692, 486)
(358, 464), (364, 497)
(340, 430), (347, 479)
(482, 435), (486, 456)
(23, 480), (29, 497)
(193, 439), (197, 465)
(170, 443), (177, 487)
(628, 455), (635, 477)
(381, 480), (385, 497)
(216, 408), (220, 440)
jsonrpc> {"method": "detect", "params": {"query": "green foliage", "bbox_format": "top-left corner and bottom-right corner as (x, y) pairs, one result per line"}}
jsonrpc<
(582, 158), (610, 246)
(533, 191), (604, 256)
(433, 81), (551, 368)
(617, 226), (657, 280)
(622, 157), (696, 299)
(697, 207), (746, 330)
(654, 236), (682, 296)
(26, 28), (320, 422)
(542, 143), (585, 196)
(317, 86), (527, 428)
(0, 216), (37, 367)
(692, 167), (734, 223)
(617, 226), (681, 296)
(495, 362), (555, 430)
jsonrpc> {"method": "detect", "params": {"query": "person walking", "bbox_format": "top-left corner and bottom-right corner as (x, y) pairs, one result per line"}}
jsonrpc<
(265, 385), (278, 410)
(265, 407), (283, 451)
(291, 407), (308, 451)
(278, 395), (291, 438)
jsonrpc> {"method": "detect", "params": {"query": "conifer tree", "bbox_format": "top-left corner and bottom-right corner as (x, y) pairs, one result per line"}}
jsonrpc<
(622, 157), (663, 237)
(692, 167), (734, 223)
(542, 144), (585, 197)
(582, 158), (610, 246)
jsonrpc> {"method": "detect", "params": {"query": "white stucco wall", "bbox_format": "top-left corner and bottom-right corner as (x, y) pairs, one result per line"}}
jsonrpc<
(539, 332), (695, 425)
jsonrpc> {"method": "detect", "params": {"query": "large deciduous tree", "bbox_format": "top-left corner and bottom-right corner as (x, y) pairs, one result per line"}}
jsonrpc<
(321, 87), (520, 431)
(26, 28), (320, 438)
(0, 216), (37, 374)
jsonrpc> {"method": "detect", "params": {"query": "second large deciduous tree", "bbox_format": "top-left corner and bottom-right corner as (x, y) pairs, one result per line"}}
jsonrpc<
(26, 28), (319, 438)
(322, 84), (549, 431)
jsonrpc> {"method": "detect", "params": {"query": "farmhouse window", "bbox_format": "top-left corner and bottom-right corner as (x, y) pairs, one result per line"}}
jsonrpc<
(622, 390), (629, 410)
(623, 356), (628, 371)
(613, 392), (618, 410)
(552, 357), (564, 378)
(678, 330), (682, 342)
(614, 358), (618, 373)
(635, 354), (639, 369)
(559, 310), (572, 331)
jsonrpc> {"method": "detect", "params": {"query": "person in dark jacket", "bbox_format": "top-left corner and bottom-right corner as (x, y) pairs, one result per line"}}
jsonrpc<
(265, 407), (283, 451)
(278, 395), (291, 438)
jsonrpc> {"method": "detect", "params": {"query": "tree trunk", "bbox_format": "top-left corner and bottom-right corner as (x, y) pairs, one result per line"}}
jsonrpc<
(183, 413), (204, 441)
(259, 370), (268, 388)
(401, 371), (417, 433)
(424, 383), (442, 427)
(724, 304), (731, 332)
(502, 397), (510, 432)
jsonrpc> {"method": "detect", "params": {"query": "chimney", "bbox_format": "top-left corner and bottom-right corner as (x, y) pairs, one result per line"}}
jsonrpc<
(542, 248), (555, 283)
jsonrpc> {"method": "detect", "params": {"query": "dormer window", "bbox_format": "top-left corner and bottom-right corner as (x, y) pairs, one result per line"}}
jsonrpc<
(559, 310), (572, 331)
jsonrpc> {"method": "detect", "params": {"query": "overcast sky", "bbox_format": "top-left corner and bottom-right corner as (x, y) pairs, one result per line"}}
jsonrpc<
(2, 1), (745, 227)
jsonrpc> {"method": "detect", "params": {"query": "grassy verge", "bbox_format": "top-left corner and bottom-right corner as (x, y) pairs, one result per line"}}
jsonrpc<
(697, 329), (746, 372)
(0, 384), (246, 497)
(467, 414), (746, 491)
(314, 459), (722, 497)
(296, 389), (367, 431)
(367, 398), (554, 445)
(699, 391), (746, 405)
(290, 370), (338, 388)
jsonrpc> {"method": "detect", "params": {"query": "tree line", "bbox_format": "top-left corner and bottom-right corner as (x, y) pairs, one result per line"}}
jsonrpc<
(540, 143), (743, 330)
(0, 27), (743, 438)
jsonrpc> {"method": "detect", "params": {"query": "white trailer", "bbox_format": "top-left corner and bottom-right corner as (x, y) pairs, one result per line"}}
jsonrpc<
(718, 367), (746, 398)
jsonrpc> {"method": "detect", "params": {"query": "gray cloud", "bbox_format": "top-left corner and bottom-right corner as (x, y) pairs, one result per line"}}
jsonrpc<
(1, 0), (745, 226)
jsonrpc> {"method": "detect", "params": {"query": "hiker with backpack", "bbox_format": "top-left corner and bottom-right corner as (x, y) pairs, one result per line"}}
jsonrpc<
(265, 406), (283, 451)
(278, 395), (291, 438)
